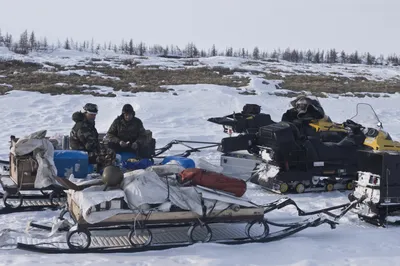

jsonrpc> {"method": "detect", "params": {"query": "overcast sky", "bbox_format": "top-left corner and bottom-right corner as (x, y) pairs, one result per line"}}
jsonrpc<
(0, 0), (398, 56)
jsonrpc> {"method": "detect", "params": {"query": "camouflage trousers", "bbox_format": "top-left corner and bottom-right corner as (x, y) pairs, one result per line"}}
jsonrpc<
(89, 144), (117, 172)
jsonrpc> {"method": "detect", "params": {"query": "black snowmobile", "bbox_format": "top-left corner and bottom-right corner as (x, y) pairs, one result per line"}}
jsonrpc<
(207, 100), (349, 181)
(208, 100), (348, 155)
(250, 118), (366, 193)
(251, 103), (399, 194)
(345, 104), (400, 226)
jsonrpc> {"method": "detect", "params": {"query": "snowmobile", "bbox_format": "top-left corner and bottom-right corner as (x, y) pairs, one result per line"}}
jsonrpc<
(207, 102), (348, 181)
(252, 103), (400, 194)
(345, 106), (400, 226)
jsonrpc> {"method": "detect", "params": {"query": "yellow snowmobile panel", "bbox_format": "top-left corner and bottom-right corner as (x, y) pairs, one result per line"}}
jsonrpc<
(363, 131), (400, 151)
(308, 116), (347, 133)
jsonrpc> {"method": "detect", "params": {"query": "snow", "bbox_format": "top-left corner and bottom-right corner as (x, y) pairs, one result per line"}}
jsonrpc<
(2, 49), (400, 265)
(54, 82), (68, 86)
(0, 83), (12, 88)
(81, 85), (115, 95)
(54, 69), (121, 81)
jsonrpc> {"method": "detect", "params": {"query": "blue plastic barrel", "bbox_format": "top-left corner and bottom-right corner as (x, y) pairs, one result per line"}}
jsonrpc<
(161, 156), (195, 169)
(54, 150), (89, 178)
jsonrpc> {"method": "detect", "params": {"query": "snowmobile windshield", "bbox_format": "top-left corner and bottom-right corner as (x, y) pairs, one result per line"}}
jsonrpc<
(349, 103), (383, 131)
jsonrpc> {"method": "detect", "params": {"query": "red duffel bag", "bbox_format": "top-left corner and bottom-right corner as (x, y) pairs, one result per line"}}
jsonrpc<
(177, 168), (247, 197)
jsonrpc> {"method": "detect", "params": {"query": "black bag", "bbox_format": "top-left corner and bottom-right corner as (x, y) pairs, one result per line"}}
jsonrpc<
(137, 130), (156, 158)
(138, 138), (156, 158)
(218, 134), (255, 153)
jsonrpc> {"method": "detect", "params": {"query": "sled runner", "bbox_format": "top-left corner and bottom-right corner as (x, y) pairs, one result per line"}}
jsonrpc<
(19, 164), (366, 254)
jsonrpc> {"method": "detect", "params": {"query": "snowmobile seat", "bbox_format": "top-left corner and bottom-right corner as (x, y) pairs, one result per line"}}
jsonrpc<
(307, 136), (359, 162)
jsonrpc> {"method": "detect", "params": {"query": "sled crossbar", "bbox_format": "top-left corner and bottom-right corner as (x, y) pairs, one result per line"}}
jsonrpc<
(262, 195), (366, 221)
(153, 140), (220, 158)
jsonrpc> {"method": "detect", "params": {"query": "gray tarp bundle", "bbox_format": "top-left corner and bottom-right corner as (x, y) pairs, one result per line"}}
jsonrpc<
(10, 130), (57, 188)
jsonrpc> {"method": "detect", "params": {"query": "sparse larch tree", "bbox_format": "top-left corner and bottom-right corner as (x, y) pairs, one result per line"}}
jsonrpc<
(319, 50), (325, 63)
(252, 46), (260, 59)
(290, 49), (299, 62)
(29, 31), (36, 51)
(163, 45), (169, 56)
(64, 38), (70, 50)
(313, 50), (321, 63)
(339, 50), (347, 63)
(366, 52), (375, 65)
(128, 39), (134, 55)
(0, 29), (3, 46)
(210, 44), (217, 56)
(225, 47), (233, 56)
(282, 48), (291, 61)
(305, 49), (313, 63)
(137, 42), (146, 56)
(4, 33), (12, 48)
(43, 37), (48, 49)
(18, 30), (29, 54)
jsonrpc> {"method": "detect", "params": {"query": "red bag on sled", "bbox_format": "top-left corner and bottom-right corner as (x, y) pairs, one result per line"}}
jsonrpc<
(177, 168), (247, 197)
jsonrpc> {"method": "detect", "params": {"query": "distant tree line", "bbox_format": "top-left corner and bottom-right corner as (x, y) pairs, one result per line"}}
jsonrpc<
(0, 28), (399, 66)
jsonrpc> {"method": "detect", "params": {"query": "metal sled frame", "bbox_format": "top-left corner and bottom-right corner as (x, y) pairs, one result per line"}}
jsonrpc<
(20, 192), (366, 254)
(0, 151), (68, 214)
(153, 139), (221, 158)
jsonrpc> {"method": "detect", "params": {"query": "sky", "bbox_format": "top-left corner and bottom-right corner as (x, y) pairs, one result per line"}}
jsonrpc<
(0, 0), (398, 56)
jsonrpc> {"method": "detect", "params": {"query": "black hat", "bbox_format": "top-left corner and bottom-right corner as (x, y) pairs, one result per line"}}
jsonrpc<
(122, 104), (135, 116)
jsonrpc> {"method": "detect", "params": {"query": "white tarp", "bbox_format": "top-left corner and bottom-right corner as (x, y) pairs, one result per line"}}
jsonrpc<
(73, 164), (255, 224)
(10, 130), (57, 188)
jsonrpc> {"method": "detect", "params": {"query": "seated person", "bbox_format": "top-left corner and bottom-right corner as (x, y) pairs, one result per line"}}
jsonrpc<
(280, 96), (326, 139)
(70, 103), (100, 164)
(281, 96), (325, 123)
(107, 104), (147, 154)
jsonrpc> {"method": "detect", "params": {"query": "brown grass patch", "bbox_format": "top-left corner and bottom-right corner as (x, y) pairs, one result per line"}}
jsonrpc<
(280, 75), (400, 94)
(0, 61), (250, 96)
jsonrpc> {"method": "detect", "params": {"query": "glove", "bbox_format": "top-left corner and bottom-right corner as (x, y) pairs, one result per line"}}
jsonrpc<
(131, 142), (138, 150)
(119, 141), (129, 147)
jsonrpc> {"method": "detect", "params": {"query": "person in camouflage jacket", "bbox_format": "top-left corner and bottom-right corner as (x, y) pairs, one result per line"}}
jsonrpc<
(107, 104), (147, 153)
(70, 103), (100, 164)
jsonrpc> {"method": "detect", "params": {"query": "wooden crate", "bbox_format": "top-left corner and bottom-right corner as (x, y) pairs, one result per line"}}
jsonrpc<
(68, 192), (264, 226)
(9, 153), (37, 189)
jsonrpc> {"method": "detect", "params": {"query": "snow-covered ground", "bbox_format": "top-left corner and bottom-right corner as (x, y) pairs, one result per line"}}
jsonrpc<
(1, 49), (400, 265)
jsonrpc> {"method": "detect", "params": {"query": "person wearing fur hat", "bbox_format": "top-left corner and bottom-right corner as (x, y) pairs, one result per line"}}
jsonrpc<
(69, 103), (100, 163)
(106, 104), (147, 153)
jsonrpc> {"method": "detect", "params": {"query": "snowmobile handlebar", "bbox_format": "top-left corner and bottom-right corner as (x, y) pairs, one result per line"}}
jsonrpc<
(342, 119), (365, 132)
